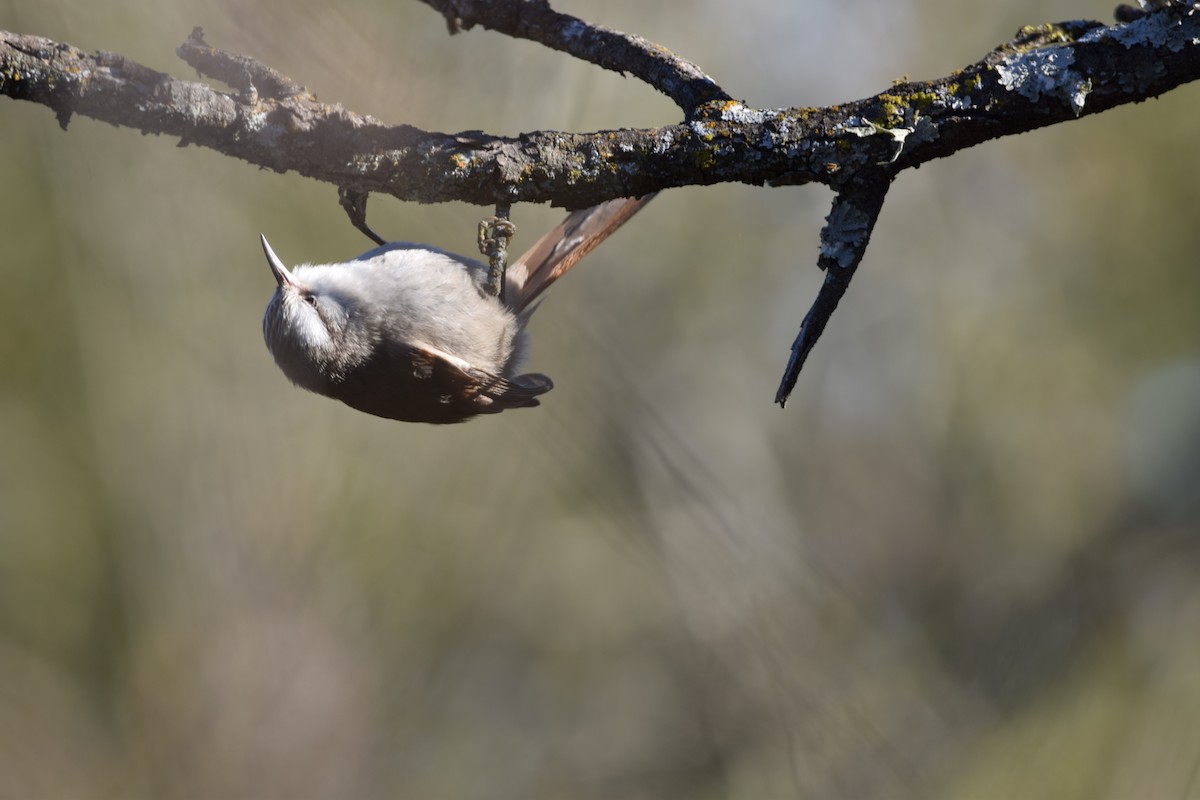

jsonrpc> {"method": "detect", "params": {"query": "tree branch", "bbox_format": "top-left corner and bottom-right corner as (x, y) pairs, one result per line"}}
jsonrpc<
(416, 0), (732, 114)
(2, 2), (1199, 398)
(3, 10), (1198, 207)
(776, 175), (893, 408)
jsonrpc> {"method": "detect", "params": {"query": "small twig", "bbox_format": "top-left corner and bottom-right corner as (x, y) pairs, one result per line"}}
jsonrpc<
(776, 177), (893, 407)
(416, 0), (731, 114)
(176, 26), (306, 100)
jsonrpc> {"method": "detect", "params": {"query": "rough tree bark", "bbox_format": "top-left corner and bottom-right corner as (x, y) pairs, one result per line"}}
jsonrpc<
(2, 1), (1198, 401)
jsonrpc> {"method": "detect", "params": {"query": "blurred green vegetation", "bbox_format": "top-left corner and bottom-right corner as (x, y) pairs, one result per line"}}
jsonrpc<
(2, 1), (1198, 798)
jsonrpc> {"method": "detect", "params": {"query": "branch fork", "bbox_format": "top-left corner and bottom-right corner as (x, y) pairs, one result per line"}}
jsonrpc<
(3, 2), (1199, 403)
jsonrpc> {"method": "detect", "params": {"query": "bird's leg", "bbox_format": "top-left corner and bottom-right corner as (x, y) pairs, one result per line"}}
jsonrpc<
(478, 204), (515, 302)
(338, 186), (388, 246)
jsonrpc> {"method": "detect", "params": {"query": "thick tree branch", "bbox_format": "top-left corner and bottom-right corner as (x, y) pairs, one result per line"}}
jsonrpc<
(2, 3), (1199, 398)
(3, 10), (1199, 209)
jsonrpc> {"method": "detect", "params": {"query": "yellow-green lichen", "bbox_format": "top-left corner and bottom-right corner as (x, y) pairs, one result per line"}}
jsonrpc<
(872, 89), (938, 129)
(1017, 23), (1075, 45)
(995, 23), (1082, 58)
(906, 91), (938, 110)
(943, 72), (982, 99)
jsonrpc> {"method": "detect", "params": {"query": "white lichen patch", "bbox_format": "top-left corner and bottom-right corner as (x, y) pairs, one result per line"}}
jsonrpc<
(996, 46), (1091, 115)
(836, 114), (936, 162)
(243, 109), (270, 131)
(841, 116), (879, 138)
(904, 114), (938, 148)
(1105, 4), (1200, 50)
(689, 119), (711, 137)
(718, 102), (767, 125)
(820, 202), (872, 269)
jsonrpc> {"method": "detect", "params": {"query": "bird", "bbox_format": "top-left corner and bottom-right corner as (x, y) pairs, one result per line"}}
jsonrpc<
(261, 195), (654, 423)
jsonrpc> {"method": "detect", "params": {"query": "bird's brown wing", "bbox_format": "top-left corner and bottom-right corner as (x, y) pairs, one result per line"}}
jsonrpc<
(331, 341), (552, 424)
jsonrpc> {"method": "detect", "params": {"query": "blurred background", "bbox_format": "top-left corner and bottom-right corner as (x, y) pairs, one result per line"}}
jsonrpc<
(2, 1), (1199, 798)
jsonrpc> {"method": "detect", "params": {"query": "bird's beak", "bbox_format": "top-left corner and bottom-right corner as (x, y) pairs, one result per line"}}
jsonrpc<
(260, 234), (297, 288)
